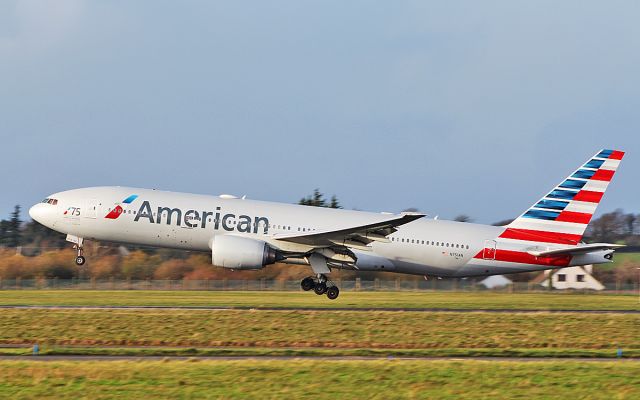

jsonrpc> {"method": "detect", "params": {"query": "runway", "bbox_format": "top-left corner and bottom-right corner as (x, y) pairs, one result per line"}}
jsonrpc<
(0, 355), (638, 362)
(0, 305), (637, 314)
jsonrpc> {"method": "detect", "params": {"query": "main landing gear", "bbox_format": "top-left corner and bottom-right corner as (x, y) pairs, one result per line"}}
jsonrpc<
(301, 275), (340, 300)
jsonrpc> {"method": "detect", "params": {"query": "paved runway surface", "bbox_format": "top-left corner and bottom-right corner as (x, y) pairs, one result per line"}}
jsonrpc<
(0, 305), (637, 313)
(0, 355), (638, 362)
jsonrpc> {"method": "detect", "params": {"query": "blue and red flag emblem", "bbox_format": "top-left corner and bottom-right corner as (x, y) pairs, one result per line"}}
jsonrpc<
(105, 195), (138, 219)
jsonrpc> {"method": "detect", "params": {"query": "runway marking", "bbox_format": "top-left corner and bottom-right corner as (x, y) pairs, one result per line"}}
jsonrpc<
(0, 305), (637, 314)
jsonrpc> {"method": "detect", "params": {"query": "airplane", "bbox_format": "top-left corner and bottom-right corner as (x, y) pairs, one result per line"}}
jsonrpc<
(29, 149), (625, 300)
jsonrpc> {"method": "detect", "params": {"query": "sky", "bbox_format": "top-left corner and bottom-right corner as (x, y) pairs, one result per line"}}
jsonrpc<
(0, 0), (638, 224)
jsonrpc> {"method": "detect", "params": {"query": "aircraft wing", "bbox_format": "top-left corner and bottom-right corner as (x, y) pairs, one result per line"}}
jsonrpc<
(527, 243), (625, 257)
(272, 213), (425, 249)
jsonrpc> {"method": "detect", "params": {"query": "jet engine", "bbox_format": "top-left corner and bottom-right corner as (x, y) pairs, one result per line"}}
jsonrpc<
(211, 235), (283, 270)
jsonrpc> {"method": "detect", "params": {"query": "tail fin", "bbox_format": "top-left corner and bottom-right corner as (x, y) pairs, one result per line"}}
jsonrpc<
(502, 149), (625, 245)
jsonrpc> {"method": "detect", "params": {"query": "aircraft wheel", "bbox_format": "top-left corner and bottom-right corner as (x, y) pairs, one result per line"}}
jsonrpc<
(326, 286), (339, 300)
(75, 256), (86, 266)
(314, 282), (327, 295)
(301, 277), (315, 291)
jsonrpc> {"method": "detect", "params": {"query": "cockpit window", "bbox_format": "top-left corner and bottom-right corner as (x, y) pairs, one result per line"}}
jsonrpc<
(42, 198), (58, 205)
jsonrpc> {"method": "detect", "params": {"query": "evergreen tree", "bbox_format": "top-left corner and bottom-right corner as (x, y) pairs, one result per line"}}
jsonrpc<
(329, 195), (341, 209)
(22, 220), (67, 249)
(5, 205), (22, 248)
(0, 219), (8, 247)
(454, 215), (472, 222)
(298, 189), (341, 209)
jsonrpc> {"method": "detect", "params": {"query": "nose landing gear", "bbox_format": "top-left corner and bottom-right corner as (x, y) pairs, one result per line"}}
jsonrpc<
(300, 274), (340, 300)
(67, 235), (86, 266)
(75, 254), (86, 266)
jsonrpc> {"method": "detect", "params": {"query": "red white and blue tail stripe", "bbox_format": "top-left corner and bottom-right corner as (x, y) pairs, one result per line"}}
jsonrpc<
(501, 149), (624, 245)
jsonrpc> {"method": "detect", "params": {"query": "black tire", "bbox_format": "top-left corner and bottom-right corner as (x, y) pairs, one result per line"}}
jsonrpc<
(75, 256), (86, 266)
(326, 286), (339, 300)
(314, 282), (327, 295)
(301, 277), (315, 291)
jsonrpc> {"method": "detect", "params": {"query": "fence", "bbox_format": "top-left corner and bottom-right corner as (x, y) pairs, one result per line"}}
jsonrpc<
(0, 278), (637, 293)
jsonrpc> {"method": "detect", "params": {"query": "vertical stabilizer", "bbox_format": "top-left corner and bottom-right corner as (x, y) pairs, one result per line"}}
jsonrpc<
(502, 149), (625, 244)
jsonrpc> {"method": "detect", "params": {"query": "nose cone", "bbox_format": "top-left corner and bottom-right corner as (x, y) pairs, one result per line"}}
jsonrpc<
(29, 203), (51, 227)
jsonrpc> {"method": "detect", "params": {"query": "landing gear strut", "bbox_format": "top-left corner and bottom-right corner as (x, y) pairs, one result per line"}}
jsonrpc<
(68, 235), (86, 266)
(300, 274), (340, 300)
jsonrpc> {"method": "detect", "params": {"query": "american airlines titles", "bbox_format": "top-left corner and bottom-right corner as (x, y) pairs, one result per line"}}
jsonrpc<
(133, 201), (270, 234)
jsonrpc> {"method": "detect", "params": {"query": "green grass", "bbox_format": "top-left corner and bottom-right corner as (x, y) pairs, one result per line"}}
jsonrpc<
(0, 359), (638, 399)
(0, 309), (637, 352)
(0, 290), (638, 310)
(1, 346), (638, 359)
(608, 252), (640, 270)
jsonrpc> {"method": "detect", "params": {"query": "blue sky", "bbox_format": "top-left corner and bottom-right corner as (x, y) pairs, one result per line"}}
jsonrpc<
(1, 1), (638, 223)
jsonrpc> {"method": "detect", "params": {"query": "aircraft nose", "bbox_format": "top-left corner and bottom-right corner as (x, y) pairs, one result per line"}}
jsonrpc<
(29, 203), (46, 223)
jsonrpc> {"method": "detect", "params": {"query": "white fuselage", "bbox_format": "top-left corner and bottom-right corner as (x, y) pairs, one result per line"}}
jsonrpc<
(29, 187), (593, 278)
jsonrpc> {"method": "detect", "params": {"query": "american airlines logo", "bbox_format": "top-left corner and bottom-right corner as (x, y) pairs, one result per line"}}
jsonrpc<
(105, 195), (139, 219)
(106, 196), (270, 234)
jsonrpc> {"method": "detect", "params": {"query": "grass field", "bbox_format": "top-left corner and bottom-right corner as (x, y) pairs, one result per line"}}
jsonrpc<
(0, 292), (637, 398)
(0, 290), (638, 310)
(2, 346), (639, 358)
(0, 309), (637, 356)
(608, 252), (640, 270)
(0, 359), (638, 399)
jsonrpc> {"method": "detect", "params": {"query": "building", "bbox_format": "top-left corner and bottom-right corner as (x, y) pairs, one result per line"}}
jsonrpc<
(532, 265), (605, 291)
(479, 275), (513, 289)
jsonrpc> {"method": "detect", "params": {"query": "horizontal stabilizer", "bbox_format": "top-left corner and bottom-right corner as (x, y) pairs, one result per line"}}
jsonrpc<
(527, 243), (625, 257)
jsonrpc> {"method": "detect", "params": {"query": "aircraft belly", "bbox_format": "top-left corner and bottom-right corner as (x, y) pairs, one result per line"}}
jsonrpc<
(455, 260), (549, 277)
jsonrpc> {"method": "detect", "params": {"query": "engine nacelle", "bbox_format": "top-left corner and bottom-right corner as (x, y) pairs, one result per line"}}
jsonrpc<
(211, 235), (282, 270)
